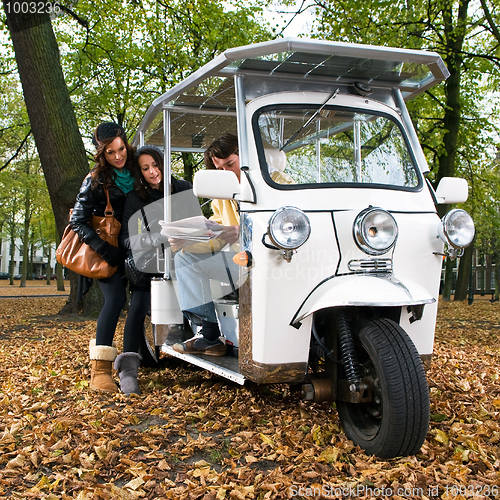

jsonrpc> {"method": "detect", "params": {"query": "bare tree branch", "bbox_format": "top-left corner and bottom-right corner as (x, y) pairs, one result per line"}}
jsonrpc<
(58, 2), (89, 30)
(272, 0), (310, 39)
(480, 0), (500, 45)
(0, 129), (31, 172)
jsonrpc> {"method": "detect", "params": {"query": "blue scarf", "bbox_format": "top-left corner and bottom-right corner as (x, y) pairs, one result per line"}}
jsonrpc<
(114, 168), (135, 194)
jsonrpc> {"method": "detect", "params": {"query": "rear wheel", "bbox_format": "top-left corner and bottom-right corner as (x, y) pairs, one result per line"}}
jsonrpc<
(138, 315), (160, 368)
(337, 318), (429, 458)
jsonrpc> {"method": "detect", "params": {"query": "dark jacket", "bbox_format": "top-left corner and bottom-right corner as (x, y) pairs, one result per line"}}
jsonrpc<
(120, 176), (196, 253)
(70, 172), (128, 265)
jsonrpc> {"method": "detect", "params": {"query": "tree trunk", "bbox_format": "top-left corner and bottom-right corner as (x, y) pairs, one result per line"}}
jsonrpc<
(436, 2), (470, 299)
(454, 243), (473, 301)
(83, 281), (103, 317)
(55, 229), (65, 292)
(479, 253), (485, 296)
(9, 229), (15, 286)
(46, 244), (51, 285)
(59, 270), (81, 314)
(435, 1), (469, 216)
(181, 152), (196, 184)
(20, 173), (30, 287)
(495, 253), (500, 302)
(29, 234), (35, 280)
(3, 2), (90, 311)
(486, 254), (493, 296)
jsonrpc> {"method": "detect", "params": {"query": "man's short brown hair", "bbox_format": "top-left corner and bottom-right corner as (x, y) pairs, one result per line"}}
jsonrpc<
(204, 133), (238, 169)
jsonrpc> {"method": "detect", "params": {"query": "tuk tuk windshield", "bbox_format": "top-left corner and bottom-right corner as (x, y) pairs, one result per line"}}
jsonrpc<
(255, 105), (420, 189)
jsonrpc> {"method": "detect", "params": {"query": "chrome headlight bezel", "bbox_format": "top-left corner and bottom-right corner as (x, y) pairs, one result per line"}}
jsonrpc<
(267, 206), (311, 251)
(438, 209), (475, 249)
(353, 207), (398, 256)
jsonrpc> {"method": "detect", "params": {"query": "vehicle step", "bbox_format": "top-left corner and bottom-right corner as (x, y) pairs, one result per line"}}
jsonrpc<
(160, 343), (245, 385)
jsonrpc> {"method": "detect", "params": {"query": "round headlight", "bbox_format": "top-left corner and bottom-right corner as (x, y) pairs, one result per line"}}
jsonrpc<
(268, 207), (311, 250)
(439, 209), (475, 249)
(353, 207), (398, 255)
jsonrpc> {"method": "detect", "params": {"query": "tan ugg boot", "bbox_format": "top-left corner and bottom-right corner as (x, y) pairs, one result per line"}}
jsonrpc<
(89, 339), (118, 393)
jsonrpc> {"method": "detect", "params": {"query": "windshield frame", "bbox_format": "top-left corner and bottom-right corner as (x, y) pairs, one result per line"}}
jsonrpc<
(252, 103), (424, 192)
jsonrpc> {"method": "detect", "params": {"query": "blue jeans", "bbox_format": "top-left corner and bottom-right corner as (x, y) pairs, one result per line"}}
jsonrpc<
(174, 250), (242, 326)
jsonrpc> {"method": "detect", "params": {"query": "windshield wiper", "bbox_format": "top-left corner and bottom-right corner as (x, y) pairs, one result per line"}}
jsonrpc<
(280, 88), (340, 151)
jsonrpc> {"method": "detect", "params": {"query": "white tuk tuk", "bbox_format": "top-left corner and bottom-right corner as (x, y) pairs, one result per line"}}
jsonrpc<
(131, 38), (474, 458)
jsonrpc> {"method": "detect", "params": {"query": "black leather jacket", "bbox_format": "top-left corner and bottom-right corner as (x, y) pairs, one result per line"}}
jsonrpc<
(120, 176), (196, 252)
(69, 173), (128, 253)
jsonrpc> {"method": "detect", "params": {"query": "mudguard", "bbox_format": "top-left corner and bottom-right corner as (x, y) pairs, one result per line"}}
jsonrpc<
(291, 274), (435, 325)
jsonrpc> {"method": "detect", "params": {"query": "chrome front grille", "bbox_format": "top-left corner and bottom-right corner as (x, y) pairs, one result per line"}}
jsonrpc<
(348, 258), (393, 273)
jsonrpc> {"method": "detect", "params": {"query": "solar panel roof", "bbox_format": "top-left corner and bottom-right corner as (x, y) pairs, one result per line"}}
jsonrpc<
(133, 38), (449, 148)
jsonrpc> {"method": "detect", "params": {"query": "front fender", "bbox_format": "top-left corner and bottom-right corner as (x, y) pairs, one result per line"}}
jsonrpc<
(291, 274), (435, 325)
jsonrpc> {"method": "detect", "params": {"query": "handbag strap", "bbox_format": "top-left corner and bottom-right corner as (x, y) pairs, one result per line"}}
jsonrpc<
(141, 207), (165, 272)
(104, 187), (114, 216)
(140, 207), (150, 232)
(141, 206), (165, 251)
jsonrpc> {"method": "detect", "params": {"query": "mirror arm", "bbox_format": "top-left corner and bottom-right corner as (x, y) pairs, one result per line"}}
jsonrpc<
(425, 177), (438, 208)
(239, 166), (257, 204)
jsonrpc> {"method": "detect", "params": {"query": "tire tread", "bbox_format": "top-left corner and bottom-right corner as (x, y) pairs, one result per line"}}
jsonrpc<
(337, 318), (429, 458)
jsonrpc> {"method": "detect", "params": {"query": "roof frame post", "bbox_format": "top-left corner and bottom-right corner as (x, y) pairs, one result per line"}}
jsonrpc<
(163, 107), (173, 279)
(235, 74), (248, 169)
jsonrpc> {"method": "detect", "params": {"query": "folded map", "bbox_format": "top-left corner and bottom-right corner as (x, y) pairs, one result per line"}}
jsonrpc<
(159, 216), (223, 242)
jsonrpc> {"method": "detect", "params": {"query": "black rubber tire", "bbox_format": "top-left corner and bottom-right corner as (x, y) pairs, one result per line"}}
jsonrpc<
(337, 318), (429, 458)
(138, 316), (160, 368)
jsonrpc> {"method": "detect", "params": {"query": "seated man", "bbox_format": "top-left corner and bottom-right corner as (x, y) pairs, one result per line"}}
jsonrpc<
(169, 133), (241, 356)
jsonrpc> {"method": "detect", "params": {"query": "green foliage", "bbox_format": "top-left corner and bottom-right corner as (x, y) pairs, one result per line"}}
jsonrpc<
(0, 0), (273, 274)
(308, 0), (497, 173)
(0, 140), (56, 276)
(0, 72), (30, 170)
(307, 0), (500, 273)
(52, 0), (273, 144)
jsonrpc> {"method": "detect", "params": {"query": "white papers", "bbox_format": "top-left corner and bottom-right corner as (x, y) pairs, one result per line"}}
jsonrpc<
(159, 216), (223, 242)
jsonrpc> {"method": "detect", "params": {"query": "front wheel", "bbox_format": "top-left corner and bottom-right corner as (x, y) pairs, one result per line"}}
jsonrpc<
(337, 318), (429, 458)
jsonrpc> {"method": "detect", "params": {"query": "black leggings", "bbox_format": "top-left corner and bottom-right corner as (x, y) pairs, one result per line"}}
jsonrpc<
(122, 286), (151, 353)
(95, 272), (127, 346)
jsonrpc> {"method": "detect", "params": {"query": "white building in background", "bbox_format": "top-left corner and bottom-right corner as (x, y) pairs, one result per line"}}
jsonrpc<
(0, 238), (58, 278)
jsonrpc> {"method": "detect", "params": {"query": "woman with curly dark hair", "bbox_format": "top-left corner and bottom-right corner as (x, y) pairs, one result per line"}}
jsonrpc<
(70, 122), (135, 393)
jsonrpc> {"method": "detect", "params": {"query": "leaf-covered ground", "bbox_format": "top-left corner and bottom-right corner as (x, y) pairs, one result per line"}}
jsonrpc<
(0, 283), (499, 499)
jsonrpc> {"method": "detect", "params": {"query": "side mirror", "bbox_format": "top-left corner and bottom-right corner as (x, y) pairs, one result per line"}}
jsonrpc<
(193, 170), (241, 200)
(435, 177), (468, 204)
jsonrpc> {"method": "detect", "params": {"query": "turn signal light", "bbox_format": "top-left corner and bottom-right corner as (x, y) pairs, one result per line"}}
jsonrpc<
(233, 250), (252, 267)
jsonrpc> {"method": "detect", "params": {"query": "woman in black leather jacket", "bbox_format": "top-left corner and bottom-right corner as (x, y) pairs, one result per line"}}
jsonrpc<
(115, 145), (197, 395)
(70, 122), (136, 393)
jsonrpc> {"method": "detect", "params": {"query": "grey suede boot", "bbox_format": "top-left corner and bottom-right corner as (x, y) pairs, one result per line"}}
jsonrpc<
(114, 352), (142, 396)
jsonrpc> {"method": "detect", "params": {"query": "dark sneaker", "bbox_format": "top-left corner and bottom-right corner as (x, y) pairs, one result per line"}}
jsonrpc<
(172, 337), (227, 357)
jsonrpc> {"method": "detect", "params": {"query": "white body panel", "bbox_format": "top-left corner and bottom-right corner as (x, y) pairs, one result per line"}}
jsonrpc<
(239, 91), (444, 362)
(214, 301), (239, 347)
(248, 211), (338, 364)
(150, 279), (183, 325)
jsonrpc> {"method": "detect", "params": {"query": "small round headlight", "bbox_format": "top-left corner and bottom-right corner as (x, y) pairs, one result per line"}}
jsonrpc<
(268, 207), (311, 250)
(353, 207), (398, 255)
(439, 209), (475, 249)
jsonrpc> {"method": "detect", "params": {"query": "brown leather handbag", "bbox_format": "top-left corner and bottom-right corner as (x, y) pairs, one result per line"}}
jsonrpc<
(56, 187), (121, 279)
